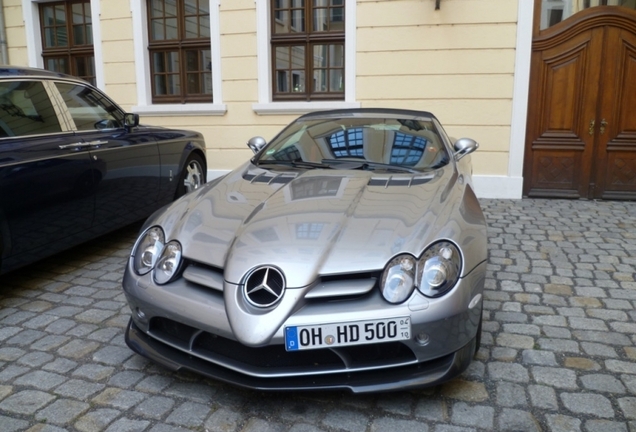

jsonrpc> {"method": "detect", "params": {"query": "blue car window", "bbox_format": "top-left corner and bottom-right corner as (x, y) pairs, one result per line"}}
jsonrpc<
(55, 82), (124, 131)
(0, 80), (62, 138)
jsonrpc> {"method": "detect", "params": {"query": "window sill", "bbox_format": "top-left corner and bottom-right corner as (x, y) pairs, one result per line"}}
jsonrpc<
(252, 101), (361, 115)
(131, 103), (227, 116)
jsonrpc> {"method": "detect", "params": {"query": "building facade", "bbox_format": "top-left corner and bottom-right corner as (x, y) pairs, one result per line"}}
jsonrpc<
(3, 0), (635, 199)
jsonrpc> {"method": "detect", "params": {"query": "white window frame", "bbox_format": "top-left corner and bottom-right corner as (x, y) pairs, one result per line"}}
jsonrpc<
(22, 0), (105, 90)
(253, 0), (359, 115)
(130, 0), (226, 116)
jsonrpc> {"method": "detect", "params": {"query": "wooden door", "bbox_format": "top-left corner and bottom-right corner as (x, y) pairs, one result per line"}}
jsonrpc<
(524, 7), (636, 199)
(593, 27), (636, 199)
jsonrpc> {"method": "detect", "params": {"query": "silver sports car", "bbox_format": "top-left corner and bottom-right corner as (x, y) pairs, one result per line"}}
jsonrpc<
(122, 108), (488, 393)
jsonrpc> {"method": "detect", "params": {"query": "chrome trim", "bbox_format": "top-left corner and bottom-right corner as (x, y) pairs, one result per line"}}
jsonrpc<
(305, 279), (376, 299)
(0, 152), (90, 168)
(58, 142), (91, 149)
(183, 266), (224, 292)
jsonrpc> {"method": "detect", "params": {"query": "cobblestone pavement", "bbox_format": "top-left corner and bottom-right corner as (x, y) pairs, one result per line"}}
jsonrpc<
(0, 199), (635, 432)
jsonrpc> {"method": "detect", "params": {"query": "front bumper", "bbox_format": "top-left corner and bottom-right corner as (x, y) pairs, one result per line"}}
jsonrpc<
(122, 259), (486, 392)
(125, 318), (477, 393)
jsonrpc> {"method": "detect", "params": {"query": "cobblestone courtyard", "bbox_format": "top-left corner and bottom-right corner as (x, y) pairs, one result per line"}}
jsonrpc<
(0, 199), (635, 432)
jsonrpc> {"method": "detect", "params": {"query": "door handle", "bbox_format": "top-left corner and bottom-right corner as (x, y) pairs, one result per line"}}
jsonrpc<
(59, 142), (91, 150)
(588, 120), (595, 135)
(600, 119), (607, 135)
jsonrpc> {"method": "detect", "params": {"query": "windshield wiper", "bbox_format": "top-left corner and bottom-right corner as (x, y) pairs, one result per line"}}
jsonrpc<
(320, 159), (420, 174)
(254, 159), (333, 169)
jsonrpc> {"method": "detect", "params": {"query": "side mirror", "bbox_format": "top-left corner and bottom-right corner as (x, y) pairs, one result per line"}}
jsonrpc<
(124, 113), (139, 128)
(247, 136), (267, 154)
(453, 138), (479, 160)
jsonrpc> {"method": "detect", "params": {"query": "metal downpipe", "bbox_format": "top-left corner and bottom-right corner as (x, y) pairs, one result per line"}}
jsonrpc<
(0, 0), (8, 65)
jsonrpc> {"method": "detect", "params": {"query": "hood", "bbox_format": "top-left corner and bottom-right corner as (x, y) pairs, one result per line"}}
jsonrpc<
(156, 162), (469, 289)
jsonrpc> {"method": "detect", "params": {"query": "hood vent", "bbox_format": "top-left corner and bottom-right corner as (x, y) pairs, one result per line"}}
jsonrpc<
(368, 174), (435, 188)
(243, 170), (298, 185)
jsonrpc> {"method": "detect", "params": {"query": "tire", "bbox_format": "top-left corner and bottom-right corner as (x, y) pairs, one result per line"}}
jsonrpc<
(175, 153), (206, 199)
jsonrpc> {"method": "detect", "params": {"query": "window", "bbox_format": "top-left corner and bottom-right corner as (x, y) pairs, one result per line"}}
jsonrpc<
(0, 81), (62, 137)
(147, 0), (212, 104)
(271, 0), (345, 101)
(55, 82), (124, 131)
(39, 1), (95, 85)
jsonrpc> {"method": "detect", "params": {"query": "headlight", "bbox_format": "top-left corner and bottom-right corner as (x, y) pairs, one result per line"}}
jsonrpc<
(154, 241), (182, 285)
(380, 255), (416, 304)
(417, 241), (462, 298)
(132, 227), (165, 275)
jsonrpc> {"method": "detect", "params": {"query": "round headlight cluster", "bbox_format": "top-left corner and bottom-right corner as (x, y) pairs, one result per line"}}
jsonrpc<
(132, 227), (183, 285)
(417, 242), (461, 298)
(380, 256), (416, 304)
(380, 241), (462, 304)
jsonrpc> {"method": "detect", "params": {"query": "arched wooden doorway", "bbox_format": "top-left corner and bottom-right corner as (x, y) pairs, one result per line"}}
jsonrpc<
(523, 1), (636, 200)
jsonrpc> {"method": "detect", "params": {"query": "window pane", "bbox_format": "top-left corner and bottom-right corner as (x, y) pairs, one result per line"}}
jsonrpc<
(313, 0), (328, 6)
(292, 0), (304, 6)
(46, 57), (69, 74)
(184, 0), (198, 15)
(187, 73), (200, 94)
(165, 17), (178, 39)
(313, 8), (327, 31)
(75, 56), (95, 78)
(276, 46), (290, 69)
(55, 5), (66, 25)
(291, 9), (305, 31)
(313, 69), (326, 92)
(151, 0), (164, 17)
(314, 45), (327, 68)
(72, 3), (85, 24)
(151, 19), (165, 40)
(277, 70), (289, 92)
(185, 16), (199, 38)
(153, 52), (165, 72)
(73, 24), (85, 45)
(186, 50), (198, 71)
(42, 6), (55, 25)
(0, 81), (62, 137)
(55, 82), (123, 131)
(329, 69), (343, 92)
(44, 28), (56, 48)
(166, 74), (180, 95)
(154, 75), (167, 95)
(292, 70), (305, 92)
(86, 24), (93, 44)
(165, 0), (177, 16)
(200, 15), (210, 38)
(291, 46), (305, 68)
(166, 51), (179, 72)
(330, 44), (343, 67)
(273, 10), (290, 33)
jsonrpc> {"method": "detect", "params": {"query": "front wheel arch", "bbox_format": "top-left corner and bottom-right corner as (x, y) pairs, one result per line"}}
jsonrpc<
(175, 152), (207, 199)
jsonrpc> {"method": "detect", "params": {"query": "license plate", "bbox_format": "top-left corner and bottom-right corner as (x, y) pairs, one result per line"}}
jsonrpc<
(285, 317), (411, 351)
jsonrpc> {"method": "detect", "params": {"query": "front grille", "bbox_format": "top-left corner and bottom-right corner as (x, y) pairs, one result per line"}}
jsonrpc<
(148, 317), (417, 377)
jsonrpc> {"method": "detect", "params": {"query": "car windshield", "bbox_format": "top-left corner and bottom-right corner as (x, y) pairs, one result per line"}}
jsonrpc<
(254, 116), (450, 172)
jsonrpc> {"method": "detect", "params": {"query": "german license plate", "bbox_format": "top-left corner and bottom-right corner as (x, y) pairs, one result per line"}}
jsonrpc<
(285, 317), (411, 351)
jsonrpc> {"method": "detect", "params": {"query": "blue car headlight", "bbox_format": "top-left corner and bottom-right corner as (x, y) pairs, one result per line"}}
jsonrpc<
(417, 241), (462, 298)
(132, 227), (165, 275)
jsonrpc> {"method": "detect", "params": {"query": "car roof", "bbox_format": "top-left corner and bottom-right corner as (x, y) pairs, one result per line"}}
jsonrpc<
(297, 108), (438, 122)
(0, 66), (86, 83)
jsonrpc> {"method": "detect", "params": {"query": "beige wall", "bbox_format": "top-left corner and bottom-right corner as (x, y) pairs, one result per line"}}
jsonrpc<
(4, 0), (518, 176)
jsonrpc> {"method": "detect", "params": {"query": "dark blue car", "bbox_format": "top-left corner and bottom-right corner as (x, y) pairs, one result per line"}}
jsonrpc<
(0, 67), (207, 274)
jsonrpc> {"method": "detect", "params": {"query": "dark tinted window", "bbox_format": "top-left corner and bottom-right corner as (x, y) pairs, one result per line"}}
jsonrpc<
(55, 82), (123, 131)
(0, 80), (62, 138)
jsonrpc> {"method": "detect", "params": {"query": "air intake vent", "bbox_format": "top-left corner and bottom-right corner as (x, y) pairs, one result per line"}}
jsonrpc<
(368, 174), (435, 187)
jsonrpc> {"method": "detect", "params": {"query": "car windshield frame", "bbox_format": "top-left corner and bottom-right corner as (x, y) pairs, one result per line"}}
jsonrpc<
(253, 115), (452, 173)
